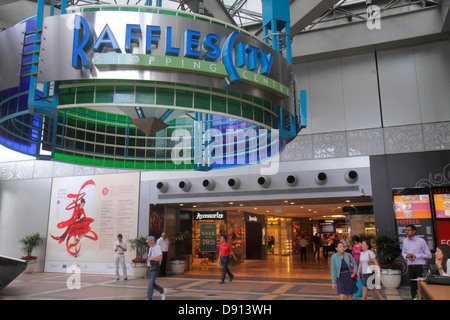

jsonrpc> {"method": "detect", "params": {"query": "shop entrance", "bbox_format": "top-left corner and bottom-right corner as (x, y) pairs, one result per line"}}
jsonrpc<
(267, 217), (293, 255)
(245, 222), (262, 259)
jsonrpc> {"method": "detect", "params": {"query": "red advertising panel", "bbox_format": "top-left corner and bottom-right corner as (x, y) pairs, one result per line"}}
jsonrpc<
(432, 186), (450, 219)
(393, 187), (435, 250)
(435, 220), (450, 246)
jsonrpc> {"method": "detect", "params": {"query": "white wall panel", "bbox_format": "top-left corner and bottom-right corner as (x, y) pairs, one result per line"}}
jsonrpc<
(377, 47), (422, 126)
(0, 179), (52, 272)
(308, 58), (346, 133)
(414, 41), (450, 123)
(340, 53), (381, 130)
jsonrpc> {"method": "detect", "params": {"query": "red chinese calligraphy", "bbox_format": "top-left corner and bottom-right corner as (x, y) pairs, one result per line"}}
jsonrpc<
(51, 180), (98, 257)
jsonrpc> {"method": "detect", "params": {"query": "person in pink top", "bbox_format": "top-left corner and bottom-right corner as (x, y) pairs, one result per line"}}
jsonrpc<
(351, 236), (362, 266)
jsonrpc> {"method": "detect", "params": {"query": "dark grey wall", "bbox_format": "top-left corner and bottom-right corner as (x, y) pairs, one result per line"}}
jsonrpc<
(370, 150), (450, 235)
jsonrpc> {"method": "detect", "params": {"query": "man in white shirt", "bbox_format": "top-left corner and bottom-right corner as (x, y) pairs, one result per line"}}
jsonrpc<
(157, 233), (170, 277)
(146, 236), (167, 300)
(401, 224), (432, 299)
(114, 234), (127, 280)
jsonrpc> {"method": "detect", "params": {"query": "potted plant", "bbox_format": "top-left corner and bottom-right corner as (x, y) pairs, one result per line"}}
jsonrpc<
(375, 234), (402, 288)
(128, 236), (148, 278)
(170, 231), (192, 275)
(19, 232), (45, 273)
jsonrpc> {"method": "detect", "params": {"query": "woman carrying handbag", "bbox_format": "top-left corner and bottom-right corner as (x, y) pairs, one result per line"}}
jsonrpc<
(331, 242), (358, 300)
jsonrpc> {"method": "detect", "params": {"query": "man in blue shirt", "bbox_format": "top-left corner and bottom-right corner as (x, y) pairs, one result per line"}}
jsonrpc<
(401, 225), (432, 299)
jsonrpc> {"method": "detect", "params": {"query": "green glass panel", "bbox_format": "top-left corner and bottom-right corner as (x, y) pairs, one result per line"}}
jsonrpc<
(114, 159), (125, 168)
(254, 107), (263, 123)
(95, 86), (114, 103)
(73, 155), (84, 164)
(84, 156), (94, 166)
(211, 95), (226, 113)
(264, 111), (272, 127)
(125, 160), (135, 169)
(176, 90), (193, 108)
(115, 86), (134, 103)
(228, 99), (241, 117)
(242, 102), (253, 120)
(63, 153), (73, 163)
(165, 162), (175, 170)
(104, 158), (114, 167)
(145, 161), (155, 169)
(76, 87), (94, 104)
(156, 88), (174, 105)
(136, 86), (155, 104)
(155, 162), (166, 169)
(135, 161), (145, 169)
(194, 92), (210, 110)
(94, 157), (104, 167)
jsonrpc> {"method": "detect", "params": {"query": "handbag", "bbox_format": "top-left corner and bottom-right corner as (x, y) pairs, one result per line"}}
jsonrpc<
(148, 248), (161, 271)
(425, 274), (450, 286)
(347, 253), (358, 283)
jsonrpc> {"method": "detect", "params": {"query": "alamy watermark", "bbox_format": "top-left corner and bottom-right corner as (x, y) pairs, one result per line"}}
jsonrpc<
(171, 123), (281, 175)
(367, 5), (381, 30)
(66, 264), (81, 290)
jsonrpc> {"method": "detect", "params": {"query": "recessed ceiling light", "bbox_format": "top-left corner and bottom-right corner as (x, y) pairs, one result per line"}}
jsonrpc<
(193, 205), (197, 208)
(180, 204), (184, 206)
(290, 202), (295, 205)
(229, 202), (234, 205)
(254, 207), (258, 210)
(346, 200), (351, 203)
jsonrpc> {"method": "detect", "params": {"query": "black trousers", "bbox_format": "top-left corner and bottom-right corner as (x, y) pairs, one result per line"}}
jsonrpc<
(408, 264), (425, 298)
(160, 251), (168, 276)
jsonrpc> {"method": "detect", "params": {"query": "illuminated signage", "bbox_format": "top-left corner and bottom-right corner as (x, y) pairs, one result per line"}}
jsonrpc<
(73, 15), (274, 80)
(65, 13), (290, 97)
(194, 211), (226, 220)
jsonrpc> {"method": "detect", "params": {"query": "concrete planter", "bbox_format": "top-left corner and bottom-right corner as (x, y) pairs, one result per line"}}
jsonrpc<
(381, 269), (402, 288)
(131, 262), (147, 278)
(23, 259), (37, 274)
(170, 260), (186, 275)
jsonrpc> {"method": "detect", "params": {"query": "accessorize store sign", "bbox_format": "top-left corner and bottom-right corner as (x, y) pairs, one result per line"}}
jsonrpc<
(38, 10), (292, 99)
(45, 172), (139, 274)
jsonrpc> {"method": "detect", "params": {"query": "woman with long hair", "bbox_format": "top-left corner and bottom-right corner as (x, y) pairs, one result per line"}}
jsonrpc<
(435, 244), (450, 276)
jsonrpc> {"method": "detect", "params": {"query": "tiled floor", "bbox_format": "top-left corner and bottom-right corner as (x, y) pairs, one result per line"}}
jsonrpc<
(0, 254), (411, 300)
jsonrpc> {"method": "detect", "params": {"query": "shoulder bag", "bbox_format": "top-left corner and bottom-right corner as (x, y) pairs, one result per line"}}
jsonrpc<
(425, 274), (450, 286)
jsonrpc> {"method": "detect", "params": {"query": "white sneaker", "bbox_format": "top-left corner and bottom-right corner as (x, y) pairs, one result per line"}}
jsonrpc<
(161, 288), (167, 300)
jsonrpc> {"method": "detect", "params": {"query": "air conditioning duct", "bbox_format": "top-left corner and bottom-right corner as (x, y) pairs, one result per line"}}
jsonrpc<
(315, 172), (327, 185)
(228, 177), (240, 190)
(257, 176), (270, 188)
(202, 179), (215, 191)
(344, 170), (358, 183)
(178, 180), (191, 192)
(156, 181), (168, 193)
(286, 174), (298, 186)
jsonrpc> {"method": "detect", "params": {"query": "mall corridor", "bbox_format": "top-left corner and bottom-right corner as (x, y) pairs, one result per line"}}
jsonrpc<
(0, 254), (410, 300)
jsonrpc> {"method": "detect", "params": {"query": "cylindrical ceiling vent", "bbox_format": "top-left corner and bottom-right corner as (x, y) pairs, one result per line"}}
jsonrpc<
(156, 181), (168, 193)
(344, 170), (358, 183)
(178, 180), (191, 192)
(315, 172), (327, 185)
(202, 179), (215, 191)
(257, 176), (270, 188)
(286, 174), (298, 186)
(228, 177), (240, 190)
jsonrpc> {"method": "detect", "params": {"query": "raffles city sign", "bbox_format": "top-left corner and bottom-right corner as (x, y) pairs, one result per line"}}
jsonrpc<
(38, 9), (293, 101)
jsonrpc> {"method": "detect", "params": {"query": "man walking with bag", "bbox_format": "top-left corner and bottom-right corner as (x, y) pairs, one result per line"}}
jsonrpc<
(146, 236), (167, 300)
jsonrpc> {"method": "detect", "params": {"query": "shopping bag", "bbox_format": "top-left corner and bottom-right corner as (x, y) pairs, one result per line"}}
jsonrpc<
(354, 277), (363, 298)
